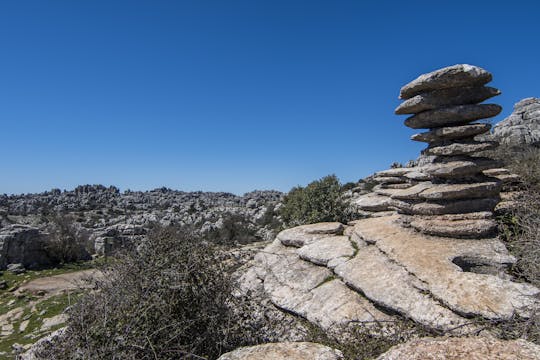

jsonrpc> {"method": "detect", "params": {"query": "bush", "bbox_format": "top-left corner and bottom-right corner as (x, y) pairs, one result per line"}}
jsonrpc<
(43, 213), (92, 264)
(489, 144), (540, 344)
(279, 175), (353, 227)
(35, 225), (269, 359)
(204, 213), (261, 245)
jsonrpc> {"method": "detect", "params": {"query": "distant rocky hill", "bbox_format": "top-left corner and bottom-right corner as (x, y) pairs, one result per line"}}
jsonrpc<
(0, 185), (283, 269)
(490, 97), (540, 146)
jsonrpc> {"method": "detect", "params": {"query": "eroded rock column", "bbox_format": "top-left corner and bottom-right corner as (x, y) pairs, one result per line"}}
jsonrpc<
(393, 64), (503, 238)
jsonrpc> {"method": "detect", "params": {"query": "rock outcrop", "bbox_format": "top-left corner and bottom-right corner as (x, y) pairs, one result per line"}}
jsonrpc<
(0, 225), (52, 270)
(377, 336), (540, 360)
(491, 97), (540, 146)
(217, 342), (343, 360)
(237, 65), (540, 354)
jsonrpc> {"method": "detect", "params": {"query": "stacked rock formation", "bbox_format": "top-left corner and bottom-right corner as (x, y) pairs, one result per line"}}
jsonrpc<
(392, 64), (503, 238)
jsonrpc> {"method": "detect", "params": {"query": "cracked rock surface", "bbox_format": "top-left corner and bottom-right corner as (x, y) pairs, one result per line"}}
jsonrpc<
(237, 214), (539, 338)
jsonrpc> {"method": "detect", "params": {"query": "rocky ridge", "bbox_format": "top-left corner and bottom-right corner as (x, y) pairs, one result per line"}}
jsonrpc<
(0, 186), (282, 269)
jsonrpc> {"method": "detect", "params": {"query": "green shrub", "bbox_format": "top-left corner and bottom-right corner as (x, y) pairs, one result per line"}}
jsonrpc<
(204, 212), (261, 245)
(279, 175), (353, 227)
(43, 213), (92, 264)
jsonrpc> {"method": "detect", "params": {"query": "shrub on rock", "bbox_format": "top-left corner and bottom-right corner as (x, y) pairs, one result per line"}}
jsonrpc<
(279, 175), (353, 227)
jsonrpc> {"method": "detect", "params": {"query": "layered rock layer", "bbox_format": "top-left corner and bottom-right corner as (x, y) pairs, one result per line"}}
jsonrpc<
(393, 64), (503, 238)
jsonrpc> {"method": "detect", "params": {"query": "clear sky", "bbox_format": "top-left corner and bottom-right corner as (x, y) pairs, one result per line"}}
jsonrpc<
(1, 1), (539, 195)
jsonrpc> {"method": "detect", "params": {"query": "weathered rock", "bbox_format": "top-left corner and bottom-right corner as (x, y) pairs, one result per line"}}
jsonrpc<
(297, 236), (355, 267)
(403, 170), (431, 181)
(399, 64), (493, 99)
(391, 182), (433, 200)
(380, 183), (413, 189)
(0, 225), (52, 270)
(277, 223), (344, 247)
(404, 104), (502, 129)
(483, 168), (511, 176)
(418, 181), (501, 200)
(407, 198), (499, 215)
(218, 342), (344, 360)
(409, 217), (498, 238)
(334, 245), (471, 332)
(377, 336), (540, 360)
(252, 238), (390, 330)
(372, 176), (407, 184)
(373, 186), (406, 197)
(421, 158), (500, 178)
(491, 97), (540, 146)
(353, 193), (392, 212)
(6, 263), (26, 274)
(411, 123), (491, 143)
(354, 216), (538, 319)
(424, 141), (498, 156)
(396, 85), (500, 114)
(375, 168), (413, 177)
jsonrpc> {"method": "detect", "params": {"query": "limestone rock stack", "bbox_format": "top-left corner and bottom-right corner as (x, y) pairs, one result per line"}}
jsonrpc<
(393, 64), (503, 238)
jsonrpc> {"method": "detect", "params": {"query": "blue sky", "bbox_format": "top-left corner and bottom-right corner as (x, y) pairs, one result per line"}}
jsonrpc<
(1, 1), (539, 195)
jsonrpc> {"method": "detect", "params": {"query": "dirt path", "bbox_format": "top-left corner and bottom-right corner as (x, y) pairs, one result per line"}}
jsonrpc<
(15, 269), (102, 296)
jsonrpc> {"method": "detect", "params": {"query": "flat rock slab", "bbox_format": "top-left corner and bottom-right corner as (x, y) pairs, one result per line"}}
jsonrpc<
(218, 342), (344, 360)
(253, 238), (390, 330)
(353, 193), (392, 212)
(391, 182), (434, 200)
(418, 181), (501, 200)
(409, 217), (498, 238)
(372, 176), (407, 184)
(375, 168), (414, 177)
(424, 141), (498, 156)
(403, 198), (499, 215)
(421, 158), (500, 178)
(405, 104), (502, 129)
(277, 223), (344, 247)
(396, 86), (500, 114)
(399, 64), (493, 99)
(298, 236), (355, 267)
(411, 123), (491, 143)
(334, 246), (470, 332)
(377, 336), (540, 360)
(353, 216), (539, 319)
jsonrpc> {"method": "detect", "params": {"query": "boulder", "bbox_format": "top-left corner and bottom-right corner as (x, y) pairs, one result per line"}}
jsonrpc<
(399, 64), (493, 99)
(0, 225), (52, 270)
(218, 342), (343, 360)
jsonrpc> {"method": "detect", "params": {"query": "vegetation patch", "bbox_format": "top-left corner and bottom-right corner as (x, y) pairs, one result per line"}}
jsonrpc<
(279, 175), (354, 227)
